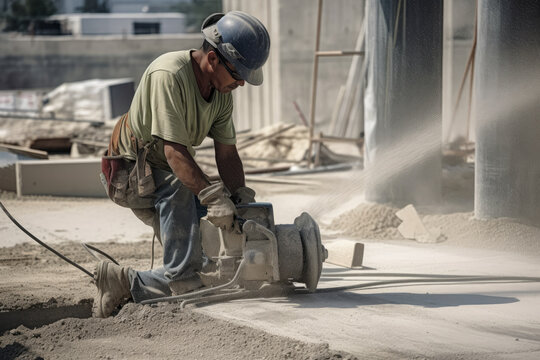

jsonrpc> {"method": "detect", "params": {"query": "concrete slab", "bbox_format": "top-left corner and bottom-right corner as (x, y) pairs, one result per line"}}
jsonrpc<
(325, 239), (364, 268)
(16, 158), (106, 197)
(396, 204), (443, 243)
(0, 163), (16, 192)
(1, 145), (48, 192)
(197, 240), (540, 359)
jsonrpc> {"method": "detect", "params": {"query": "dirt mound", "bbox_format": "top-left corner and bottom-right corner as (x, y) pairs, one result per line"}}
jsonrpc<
(423, 212), (540, 255)
(329, 203), (401, 239)
(1, 302), (358, 360)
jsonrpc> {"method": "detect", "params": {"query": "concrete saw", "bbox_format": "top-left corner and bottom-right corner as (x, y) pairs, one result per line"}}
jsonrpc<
(142, 202), (327, 307)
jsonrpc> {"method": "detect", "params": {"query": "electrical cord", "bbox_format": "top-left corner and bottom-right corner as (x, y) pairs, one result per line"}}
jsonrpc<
(81, 242), (120, 266)
(320, 271), (540, 279)
(311, 275), (540, 294)
(1, 199), (101, 278)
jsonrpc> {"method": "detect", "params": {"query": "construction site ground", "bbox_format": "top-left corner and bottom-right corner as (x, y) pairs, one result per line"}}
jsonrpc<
(1, 167), (540, 359)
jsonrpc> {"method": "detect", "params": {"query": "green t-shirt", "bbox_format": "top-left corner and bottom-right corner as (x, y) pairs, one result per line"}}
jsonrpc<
(117, 50), (236, 170)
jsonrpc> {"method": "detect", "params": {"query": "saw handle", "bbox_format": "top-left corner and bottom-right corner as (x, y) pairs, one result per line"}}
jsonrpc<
(234, 216), (247, 232)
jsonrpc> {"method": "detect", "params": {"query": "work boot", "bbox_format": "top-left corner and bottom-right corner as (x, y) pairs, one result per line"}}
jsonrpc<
(168, 275), (203, 296)
(93, 260), (132, 318)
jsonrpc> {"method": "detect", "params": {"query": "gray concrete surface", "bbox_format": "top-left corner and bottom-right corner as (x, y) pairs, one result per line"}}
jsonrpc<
(16, 158), (105, 197)
(1, 167), (538, 358)
(199, 240), (540, 359)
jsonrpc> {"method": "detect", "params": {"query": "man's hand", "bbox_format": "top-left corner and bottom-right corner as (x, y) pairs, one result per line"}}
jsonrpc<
(231, 186), (256, 205)
(198, 182), (237, 231)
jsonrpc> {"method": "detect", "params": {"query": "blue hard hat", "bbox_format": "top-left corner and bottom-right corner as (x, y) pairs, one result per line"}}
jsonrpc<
(202, 11), (270, 86)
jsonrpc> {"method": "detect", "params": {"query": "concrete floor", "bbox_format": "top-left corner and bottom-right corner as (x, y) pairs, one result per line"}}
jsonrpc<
(2, 168), (539, 359)
(198, 240), (540, 359)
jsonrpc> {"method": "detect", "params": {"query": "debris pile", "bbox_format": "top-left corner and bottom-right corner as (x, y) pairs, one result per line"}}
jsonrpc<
(329, 203), (401, 239)
(195, 122), (361, 179)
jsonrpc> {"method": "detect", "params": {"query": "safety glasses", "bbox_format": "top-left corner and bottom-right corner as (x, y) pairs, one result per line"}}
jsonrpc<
(214, 50), (243, 81)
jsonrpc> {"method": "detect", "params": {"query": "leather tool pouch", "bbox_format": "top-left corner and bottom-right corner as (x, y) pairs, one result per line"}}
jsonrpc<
(135, 140), (156, 197)
(100, 114), (156, 209)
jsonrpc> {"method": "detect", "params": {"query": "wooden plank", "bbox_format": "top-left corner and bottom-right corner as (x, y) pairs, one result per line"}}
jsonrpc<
(208, 165), (291, 181)
(312, 135), (364, 145)
(30, 137), (71, 153)
(315, 50), (365, 57)
(0, 143), (48, 159)
(236, 124), (295, 151)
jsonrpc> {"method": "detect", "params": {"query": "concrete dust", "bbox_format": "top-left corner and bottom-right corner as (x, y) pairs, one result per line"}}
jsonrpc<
(328, 202), (401, 239)
(1, 303), (357, 360)
(325, 200), (540, 256)
(0, 241), (159, 311)
(422, 212), (540, 256)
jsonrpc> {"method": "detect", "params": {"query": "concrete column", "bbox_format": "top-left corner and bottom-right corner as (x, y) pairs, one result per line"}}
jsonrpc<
(222, 0), (282, 131)
(364, 0), (443, 206)
(474, 0), (540, 224)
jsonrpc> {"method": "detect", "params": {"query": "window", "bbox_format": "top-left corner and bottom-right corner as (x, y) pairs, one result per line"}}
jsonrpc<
(133, 22), (161, 35)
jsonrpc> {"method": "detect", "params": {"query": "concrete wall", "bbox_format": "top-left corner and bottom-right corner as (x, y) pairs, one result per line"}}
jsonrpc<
(0, 34), (202, 90)
(223, 0), (365, 132)
(222, 0), (282, 132)
(278, 0), (365, 135)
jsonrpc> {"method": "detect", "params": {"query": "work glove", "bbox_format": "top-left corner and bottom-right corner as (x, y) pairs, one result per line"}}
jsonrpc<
(198, 182), (237, 231)
(231, 186), (256, 205)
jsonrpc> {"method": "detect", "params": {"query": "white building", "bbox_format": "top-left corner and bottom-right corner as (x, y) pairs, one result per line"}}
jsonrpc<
(49, 12), (186, 36)
(54, 0), (188, 14)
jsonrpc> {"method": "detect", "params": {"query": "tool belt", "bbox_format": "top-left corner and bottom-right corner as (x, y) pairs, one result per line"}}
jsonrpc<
(100, 113), (156, 209)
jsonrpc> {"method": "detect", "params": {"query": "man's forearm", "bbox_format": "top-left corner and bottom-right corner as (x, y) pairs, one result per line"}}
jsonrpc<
(215, 142), (245, 194)
(164, 141), (210, 195)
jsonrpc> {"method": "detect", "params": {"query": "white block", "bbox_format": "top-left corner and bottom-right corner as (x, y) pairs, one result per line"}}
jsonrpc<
(16, 158), (106, 197)
(325, 240), (364, 268)
(395, 204), (443, 243)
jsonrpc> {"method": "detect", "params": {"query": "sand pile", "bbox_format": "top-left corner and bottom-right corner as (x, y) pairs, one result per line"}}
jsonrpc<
(423, 212), (540, 255)
(328, 203), (401, 239)
(0, 302), (358, 360)
(329, 200), (540, 255)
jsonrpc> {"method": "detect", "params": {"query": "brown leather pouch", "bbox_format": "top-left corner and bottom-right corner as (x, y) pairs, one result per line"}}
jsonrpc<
(100, 113), (155, 209)
(134, 140), (157, 197)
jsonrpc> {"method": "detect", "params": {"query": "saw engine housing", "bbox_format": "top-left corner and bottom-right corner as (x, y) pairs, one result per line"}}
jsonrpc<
(200, 203), (327, 292)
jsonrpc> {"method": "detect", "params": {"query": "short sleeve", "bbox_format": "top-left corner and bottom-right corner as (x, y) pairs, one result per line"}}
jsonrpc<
(208, 94), (236, 145)
(148, 70), (193, 152)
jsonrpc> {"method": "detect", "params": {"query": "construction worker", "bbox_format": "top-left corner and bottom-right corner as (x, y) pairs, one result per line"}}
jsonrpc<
(94, 11), (271, 318)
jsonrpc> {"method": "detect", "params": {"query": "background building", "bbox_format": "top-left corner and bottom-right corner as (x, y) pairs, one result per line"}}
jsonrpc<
(49, 12), (186, 35)
(53, 0), (187, 14)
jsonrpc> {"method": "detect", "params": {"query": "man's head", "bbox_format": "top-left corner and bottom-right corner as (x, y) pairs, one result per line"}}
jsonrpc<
(201, 11), (270, 87)
(200, 40), (245, 93)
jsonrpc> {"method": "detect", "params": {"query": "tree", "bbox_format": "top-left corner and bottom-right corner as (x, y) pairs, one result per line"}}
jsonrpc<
(173, 0), (222, 33)
(3, 0), (56, 32)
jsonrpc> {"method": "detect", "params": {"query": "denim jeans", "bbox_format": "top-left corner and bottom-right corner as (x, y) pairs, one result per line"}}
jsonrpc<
(128, 168), (207, 303)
